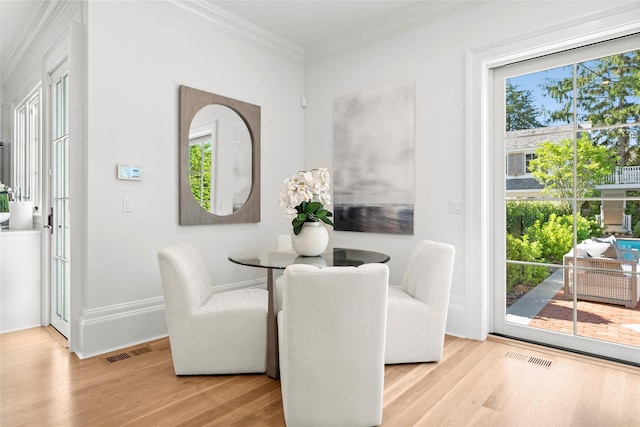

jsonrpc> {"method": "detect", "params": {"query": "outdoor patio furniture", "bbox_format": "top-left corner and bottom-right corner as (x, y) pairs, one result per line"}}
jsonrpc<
(563, 238), (640, 308)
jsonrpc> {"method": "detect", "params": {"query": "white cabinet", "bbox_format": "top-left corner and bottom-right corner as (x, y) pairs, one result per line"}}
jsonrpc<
(1, 229), (42, 333)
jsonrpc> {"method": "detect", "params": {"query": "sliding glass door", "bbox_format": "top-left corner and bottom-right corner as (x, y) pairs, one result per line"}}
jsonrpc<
(492, 35), (640, 364)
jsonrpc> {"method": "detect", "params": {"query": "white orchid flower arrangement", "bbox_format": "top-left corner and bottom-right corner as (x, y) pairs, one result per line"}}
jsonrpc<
(279, 168), (335, 235)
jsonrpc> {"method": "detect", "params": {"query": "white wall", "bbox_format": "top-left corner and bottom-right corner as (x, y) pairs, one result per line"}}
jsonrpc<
(303, 1), (637, 338)
(78, 0), (305, 356)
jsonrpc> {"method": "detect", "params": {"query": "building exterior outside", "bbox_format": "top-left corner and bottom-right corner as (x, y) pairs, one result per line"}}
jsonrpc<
(506, 123), (640, 233)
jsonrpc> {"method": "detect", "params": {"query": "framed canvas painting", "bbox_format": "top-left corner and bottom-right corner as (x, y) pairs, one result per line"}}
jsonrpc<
(333, 81), (415, 234)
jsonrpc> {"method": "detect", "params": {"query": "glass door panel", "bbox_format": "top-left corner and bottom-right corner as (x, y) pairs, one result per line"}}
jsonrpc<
(50, 65), (70, 338)
(495, 36), (639, 364)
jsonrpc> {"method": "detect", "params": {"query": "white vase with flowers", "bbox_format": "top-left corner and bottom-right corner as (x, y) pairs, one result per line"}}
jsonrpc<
(279, 168), (334, 256)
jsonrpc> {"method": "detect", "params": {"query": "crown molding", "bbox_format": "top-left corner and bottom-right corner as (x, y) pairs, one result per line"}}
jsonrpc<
(152, 1), (484, 64)
(2, 1), (55, 79)
(306, 1), (488, 62)
(2, 0), (81, 104)
(149, 0), (305, 64)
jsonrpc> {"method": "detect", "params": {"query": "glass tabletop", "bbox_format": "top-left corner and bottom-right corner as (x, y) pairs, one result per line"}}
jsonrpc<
(228, 247), (390, 270)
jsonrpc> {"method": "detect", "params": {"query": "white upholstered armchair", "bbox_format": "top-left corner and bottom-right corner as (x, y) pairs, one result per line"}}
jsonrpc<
(385, 240), (456, 364)
(157, 243), (268, 375)
(278, 263), (389, 427)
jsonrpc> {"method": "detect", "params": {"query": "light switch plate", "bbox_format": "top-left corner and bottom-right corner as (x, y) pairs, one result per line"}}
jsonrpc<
(448, 200), (463, 214)
(123, 197), (133, 212)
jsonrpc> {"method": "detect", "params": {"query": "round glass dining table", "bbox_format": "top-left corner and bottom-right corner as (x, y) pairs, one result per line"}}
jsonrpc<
(228, 247), (390, 379)
(228, 247), (390, 270)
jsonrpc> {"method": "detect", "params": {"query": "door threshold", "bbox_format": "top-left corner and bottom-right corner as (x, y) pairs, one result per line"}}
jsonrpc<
(46, 325), (68, 348)
(488, 333), (640, 371)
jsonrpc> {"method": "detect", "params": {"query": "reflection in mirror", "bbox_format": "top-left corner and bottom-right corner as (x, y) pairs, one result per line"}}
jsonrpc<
(188, 105), (252, 215)
(179, 86), (260, 225)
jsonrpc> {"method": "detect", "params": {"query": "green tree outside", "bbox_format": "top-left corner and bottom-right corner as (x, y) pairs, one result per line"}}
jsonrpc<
(542, 51), (640, 166)
(506, 81), (543, 131)
(189, 142), (212, 211)
(528, 135), (618, 207)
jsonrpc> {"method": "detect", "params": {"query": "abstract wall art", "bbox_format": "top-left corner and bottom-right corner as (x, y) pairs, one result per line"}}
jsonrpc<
(333, 81), (415, 234)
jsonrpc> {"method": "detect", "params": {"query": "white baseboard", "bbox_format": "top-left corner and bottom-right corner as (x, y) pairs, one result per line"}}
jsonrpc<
(74, 279), (462, 358)
(445, 295), (468, 338)
(75, 278), (265, 359)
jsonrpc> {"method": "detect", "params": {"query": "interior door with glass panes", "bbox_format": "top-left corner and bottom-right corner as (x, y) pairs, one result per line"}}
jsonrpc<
(49, 59), (70, 338)
(493, 35), (640, 364)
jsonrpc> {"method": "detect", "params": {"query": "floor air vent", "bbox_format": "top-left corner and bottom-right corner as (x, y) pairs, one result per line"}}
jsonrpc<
(105, 346), (153, 364)
(106, 353), (131, 363)
(130, 347), (152, 356)
(505, 351), (552, 368)
(505, 351), (529, 361)
(528, 356), (553, 368)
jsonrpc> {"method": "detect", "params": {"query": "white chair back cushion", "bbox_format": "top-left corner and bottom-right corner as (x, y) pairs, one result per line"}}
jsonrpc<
(279, 263), (389, 426)
(401, 240), (455, 303)
(158, 243), (212, 313)
(385, 240), (455, 364)
(158, 243), (267, 374)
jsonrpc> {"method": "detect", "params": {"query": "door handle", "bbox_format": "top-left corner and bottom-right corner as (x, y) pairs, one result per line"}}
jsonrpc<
(44, 207), (53, 234)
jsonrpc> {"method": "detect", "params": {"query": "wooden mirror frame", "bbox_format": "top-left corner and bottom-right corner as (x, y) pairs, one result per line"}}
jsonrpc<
(179, 85), (261, 224)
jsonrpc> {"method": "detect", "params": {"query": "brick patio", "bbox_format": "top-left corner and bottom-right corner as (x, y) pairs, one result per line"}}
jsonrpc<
(528, 291), (640, 347)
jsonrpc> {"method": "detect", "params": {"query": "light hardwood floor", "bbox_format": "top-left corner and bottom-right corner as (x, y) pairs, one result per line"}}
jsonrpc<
(1, 327), (639, 426)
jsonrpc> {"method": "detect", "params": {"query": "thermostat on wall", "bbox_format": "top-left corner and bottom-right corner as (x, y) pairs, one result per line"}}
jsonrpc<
(117, 165), (143, 180)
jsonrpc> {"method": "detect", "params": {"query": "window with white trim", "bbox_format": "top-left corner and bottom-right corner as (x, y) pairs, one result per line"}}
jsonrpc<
(13, 83), (42, 209)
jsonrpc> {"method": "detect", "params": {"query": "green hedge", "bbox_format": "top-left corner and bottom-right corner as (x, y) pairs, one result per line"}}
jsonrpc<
(525, 213), (602, 264)
(505, 201), (602, 291)
(506, 201), (570, 237)
(506, 234), (548, 292)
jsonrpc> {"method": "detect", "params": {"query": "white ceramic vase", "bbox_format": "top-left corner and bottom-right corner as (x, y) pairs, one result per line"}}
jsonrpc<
(291, 221), (329, 256)
(8, 201), (33, 230)
(0, 212), (10, 226)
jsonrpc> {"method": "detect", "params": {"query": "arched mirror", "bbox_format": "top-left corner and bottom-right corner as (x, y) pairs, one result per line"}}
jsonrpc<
(179, 86), (260, 224)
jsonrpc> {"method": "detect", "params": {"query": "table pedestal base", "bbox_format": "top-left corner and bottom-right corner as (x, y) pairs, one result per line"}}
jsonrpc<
(266, 268), (279, 379)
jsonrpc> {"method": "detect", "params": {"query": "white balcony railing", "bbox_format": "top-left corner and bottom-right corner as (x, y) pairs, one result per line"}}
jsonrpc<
(602, 166), (640, 185)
